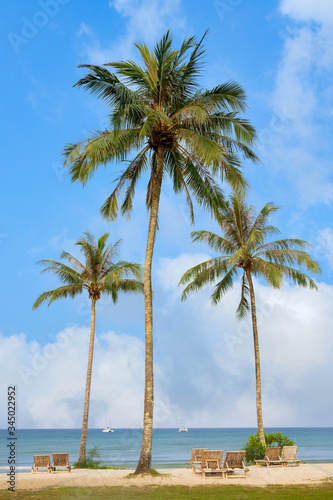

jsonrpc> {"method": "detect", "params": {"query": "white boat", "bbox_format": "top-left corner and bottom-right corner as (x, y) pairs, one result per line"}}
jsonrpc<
(178, 423), (188, 432)
(102, 417), (114, 433)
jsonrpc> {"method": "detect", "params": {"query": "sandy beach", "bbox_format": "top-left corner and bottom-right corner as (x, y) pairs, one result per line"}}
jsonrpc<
(1, 464), (332, 491)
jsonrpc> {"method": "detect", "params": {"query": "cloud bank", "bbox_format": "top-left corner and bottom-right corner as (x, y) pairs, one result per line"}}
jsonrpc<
(260, 0), (333, 206)
(1, 253), (332, 429)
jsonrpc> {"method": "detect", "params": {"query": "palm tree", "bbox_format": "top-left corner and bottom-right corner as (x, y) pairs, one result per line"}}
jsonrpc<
(63, 31), (259, 473)
(33, 232), (143, 464)
(179, 194), (321, 445)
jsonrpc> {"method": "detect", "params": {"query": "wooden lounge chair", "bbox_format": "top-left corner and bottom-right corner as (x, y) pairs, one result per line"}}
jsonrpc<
(280, 446), (301, 466)
(255, 447), (282, 467)
(31, 455), (51, 473)
(50, 453), (71, 472)
(223, 451), (249, 478)
(185, 448), (208, 470)
(200, 450), (224, 478)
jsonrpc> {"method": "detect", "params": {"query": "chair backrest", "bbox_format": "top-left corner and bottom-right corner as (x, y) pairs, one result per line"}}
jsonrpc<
(33, 455), (50, 467)
(266, 447), (281, 461)
(281, 446), (297, 460)
(201, 450), (223, 469)
(53, 453), (69, 466)
(191, 448), (207, 462)
(223, 451), (246, 469)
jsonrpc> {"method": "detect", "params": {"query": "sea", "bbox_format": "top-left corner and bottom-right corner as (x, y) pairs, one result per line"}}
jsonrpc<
(1, 428), (332, 472)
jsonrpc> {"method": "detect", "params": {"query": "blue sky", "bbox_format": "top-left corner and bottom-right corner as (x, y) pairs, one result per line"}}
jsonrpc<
(1, 0), (333, 429)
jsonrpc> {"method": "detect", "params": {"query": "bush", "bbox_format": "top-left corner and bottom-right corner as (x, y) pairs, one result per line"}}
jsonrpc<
(244, 431), (295, 464)
(73, 446), (120, 469)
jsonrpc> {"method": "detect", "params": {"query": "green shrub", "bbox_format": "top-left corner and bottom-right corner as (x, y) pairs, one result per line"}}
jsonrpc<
(73, 445), (121, 469)
(244, 431), (295, 464)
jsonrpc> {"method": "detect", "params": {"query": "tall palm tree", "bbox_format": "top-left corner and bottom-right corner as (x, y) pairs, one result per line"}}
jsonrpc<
(33, 232), (143, 464)
(179, 195), (320, 445)
(63, 31), (259, 472)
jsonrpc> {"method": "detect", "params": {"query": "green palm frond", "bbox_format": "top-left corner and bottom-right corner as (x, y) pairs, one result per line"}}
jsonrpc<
(180, 257), (232, 301)
(37, 260), (84, 285)
(101, 261), (142, 282)
(200, 82), (248, 113)
(190, 230), (237, 254)
(252, 257), (283, 288)
(75, 64), (146, 126)
(60, 251), (87, 274)
(113, 279), (144, 294)
(33, 284), (83, 309)
(180, 154), (226, 214)
(64, 129), (142, 185)
(211, 266), (239, 304)
(236, 273), (250, 319)
(273, 263), (319, 290)
(100, 239), (122, 270)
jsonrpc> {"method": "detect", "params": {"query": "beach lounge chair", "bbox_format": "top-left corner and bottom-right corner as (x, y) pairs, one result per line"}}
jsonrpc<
(255, 446), (282, 467)
(185, 448), (208, 469)
(280, 446), (301, 466)
(223, 451), (249, 478)
(31, 455), (51, 473)
(200, 450), (224, 478)
(50, 453), (71, 472)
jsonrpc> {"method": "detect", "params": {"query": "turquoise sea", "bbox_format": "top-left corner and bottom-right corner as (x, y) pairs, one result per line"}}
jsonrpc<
(1, 428), (332, 471)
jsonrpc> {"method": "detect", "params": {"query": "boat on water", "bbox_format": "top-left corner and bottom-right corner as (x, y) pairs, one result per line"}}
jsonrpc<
(178, 423), (188, 432)
(102, 417), (114, 433)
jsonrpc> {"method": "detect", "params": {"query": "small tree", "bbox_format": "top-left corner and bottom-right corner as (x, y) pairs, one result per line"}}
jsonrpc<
(244, 431), (295, 464)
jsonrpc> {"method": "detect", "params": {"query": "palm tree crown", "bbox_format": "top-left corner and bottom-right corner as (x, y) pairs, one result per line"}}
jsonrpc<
(33, 232), (143, 309)
(63, 31), (259, 221)
(180, 195), (320, 314)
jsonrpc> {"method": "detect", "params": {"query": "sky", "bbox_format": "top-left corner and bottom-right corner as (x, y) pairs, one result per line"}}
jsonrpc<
(1, 0), (333, 429)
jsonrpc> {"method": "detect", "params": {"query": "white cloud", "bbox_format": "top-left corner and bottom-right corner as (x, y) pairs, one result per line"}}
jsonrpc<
(77, 0), (186, 64)
(261, 2), (333, 206)
(2, 250), (333, 429)
(316, 227), (333, 269)
(111, 0), (186, 43)
(280, 0), (333, 24)
(155, 252), (211, 293)
(0, 327), (145, 429)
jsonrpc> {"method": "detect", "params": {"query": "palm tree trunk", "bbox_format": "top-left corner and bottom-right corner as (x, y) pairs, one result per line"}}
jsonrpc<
(78, 298), (96, 463)
(135, 147), (164, 474)
(245, 270), (266, 446)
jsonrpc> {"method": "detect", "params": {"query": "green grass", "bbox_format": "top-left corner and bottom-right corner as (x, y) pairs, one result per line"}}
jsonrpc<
(1, 485), (333, 499)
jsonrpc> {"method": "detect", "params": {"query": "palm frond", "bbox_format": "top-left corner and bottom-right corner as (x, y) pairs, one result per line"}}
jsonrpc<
(211, 266), (239, 304)
(191, 230), (237, 254)
(37, 259), (85, 285)
(236, 272), (250, 319)
(33, 284), (83, 309)
(179, 257), (232, 301)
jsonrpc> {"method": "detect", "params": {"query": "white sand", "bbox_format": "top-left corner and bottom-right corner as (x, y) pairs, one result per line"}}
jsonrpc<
(1, 464), (333, 491)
